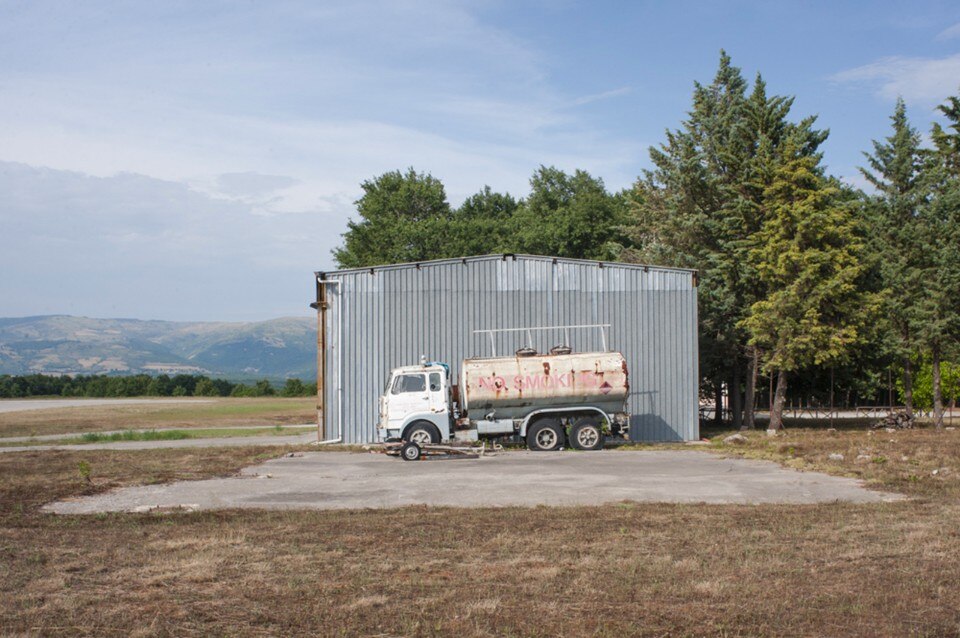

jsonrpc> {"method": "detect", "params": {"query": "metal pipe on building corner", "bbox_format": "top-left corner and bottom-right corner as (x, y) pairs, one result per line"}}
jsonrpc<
(313, 277), (343, 445)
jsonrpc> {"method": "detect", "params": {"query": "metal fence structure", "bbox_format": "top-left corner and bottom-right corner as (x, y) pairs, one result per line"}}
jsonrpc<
(313, 254), (700, 444)
(698, 405), (957, 424)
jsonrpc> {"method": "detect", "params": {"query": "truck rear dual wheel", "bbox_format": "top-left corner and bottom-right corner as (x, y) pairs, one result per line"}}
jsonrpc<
(526, 419), (564, 451)
(569, 417), (604, 451)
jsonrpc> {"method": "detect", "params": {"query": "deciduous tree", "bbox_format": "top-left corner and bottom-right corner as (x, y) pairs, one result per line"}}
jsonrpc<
(511, 166), (624, 260)
(334, 168), (452, 268)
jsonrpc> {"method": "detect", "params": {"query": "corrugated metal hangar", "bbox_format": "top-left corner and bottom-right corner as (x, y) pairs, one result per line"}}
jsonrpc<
(313, 254), (699, 444)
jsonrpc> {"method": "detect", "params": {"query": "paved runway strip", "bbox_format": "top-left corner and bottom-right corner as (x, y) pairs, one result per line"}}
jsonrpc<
(0, 398), (215, 413)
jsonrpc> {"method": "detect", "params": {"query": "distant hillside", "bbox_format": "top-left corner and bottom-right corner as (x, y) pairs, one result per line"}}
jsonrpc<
(0, 315), (316, 381)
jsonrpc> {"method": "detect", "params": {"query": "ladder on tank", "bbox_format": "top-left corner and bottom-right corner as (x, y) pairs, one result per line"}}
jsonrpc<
(472, 324), (611, 357)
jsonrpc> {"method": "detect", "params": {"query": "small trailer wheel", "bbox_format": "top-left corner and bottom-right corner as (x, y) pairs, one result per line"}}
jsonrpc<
(400, 442), (422, 461)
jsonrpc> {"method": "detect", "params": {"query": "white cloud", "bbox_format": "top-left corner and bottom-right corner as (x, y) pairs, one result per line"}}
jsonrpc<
(830, 54), (960, 105)
(568, 87), (633, 108)
(0, 162), (338, 321)
(936, 22), (960, 41)
(0, 73), (639, 210)
(0, 1), (646, 320)
(215, 173), (301, 199)
(0, 1), (640, 212)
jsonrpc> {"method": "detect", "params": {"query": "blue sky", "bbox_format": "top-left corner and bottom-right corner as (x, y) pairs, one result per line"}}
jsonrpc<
(1, 0), (959, 321)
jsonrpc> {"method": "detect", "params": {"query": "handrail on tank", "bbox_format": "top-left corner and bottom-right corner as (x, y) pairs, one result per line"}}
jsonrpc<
(472, 324), (611, 357)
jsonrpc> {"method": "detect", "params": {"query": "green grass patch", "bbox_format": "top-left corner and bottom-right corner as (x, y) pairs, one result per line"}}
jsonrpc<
(80, 429), (191, 442)
(149, 400), (313, 420)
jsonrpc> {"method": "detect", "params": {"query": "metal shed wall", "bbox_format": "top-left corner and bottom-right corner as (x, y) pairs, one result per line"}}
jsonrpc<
(316, 254), (698, 444)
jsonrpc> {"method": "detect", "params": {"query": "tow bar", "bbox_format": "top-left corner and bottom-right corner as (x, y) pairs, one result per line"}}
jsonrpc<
(381, 438), (503, 461)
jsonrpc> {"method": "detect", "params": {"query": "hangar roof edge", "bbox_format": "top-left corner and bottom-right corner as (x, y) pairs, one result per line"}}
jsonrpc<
(316, 254), (697, 279)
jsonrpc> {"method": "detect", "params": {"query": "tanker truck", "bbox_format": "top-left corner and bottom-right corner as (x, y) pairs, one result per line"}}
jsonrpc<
(377, 348), (630, 452)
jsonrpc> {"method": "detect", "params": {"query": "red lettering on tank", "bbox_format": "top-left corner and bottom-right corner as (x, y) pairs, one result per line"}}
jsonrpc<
(479, 376), (508, 392)
(578, 371), (599, 387)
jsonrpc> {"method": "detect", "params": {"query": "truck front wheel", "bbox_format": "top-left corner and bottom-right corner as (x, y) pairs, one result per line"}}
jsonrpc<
(526, 419), (564, 451)
(570, 417), (604, 451)
(403, 421), (440, 445)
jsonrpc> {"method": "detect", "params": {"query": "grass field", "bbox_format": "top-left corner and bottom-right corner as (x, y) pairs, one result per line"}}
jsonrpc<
(0, 397), (315, 438)
(1, 428), (959, 636)
(0, 425), (315, 447)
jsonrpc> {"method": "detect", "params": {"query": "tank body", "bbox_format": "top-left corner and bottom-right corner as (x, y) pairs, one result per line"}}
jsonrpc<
(460, 351), (629, 418)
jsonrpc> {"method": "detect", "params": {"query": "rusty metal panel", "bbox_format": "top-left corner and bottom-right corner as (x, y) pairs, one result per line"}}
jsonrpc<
(460, 351), (628, 418)
(316, 254), (699, 444)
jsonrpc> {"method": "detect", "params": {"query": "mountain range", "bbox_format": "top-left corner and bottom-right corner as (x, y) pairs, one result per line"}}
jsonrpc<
(0, 315), (317, 381)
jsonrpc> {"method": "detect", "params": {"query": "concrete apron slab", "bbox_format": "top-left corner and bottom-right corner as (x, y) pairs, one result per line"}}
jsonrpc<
(44, 450), (902, 515)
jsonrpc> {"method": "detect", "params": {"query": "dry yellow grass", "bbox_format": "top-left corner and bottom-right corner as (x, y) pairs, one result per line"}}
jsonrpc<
(1, 429), (959, 636)
(707, 425), (960, 500)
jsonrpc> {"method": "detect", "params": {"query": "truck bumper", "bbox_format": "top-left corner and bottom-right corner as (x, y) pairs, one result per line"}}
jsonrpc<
(377, 427), (400, 442)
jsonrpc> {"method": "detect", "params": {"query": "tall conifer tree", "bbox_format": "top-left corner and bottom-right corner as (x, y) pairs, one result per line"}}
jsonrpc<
(860, 98), (927, 417)
(625, 53), (827, 427)
(921, 91), (960, 427)
(742, 138), (875, 429)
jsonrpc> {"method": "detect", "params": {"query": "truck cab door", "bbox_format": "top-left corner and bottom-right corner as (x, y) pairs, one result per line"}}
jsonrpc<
(427, 371), (448, 415)
(387, 373), (429, 428)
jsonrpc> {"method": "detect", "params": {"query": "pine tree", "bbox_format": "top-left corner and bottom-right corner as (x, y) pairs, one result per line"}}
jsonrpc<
(742, 138), (875, 430)
(736, 75), (812, 428)
(920, 90), (960, 427)
(860, 98), (927, 417)
(920, 189), (960, 427)
(932, 94), (960, 178)
(625, 52), (750, 426)
(624, 53), (827, 428)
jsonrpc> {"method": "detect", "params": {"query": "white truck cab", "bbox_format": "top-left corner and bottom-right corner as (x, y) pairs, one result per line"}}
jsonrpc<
(378, 363), (453, 444)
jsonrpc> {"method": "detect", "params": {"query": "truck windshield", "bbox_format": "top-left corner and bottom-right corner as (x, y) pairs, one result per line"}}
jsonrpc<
(391, 374), (426, 394)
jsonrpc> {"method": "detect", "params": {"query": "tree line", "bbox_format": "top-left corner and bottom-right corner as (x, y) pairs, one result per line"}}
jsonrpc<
(0, 374), (317, 399)
(334, 51), (960, 430)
